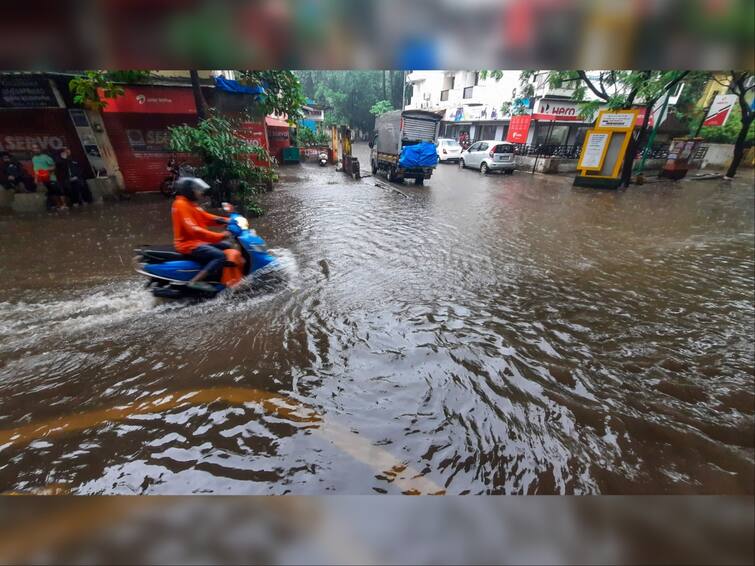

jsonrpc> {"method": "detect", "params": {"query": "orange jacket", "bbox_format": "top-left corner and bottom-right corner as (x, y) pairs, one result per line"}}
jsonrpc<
(172, 195), (226, 254)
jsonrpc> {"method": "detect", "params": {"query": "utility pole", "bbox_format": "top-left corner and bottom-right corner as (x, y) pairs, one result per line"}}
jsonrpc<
(401, 71), (407, 110)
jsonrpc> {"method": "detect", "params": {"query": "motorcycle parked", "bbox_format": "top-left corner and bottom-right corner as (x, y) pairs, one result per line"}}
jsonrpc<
(318, 152), (328, 166)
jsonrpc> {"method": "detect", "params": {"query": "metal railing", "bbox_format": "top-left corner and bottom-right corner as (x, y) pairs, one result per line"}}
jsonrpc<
(510, 143), (710, 162)
(512, 144), (583, 159)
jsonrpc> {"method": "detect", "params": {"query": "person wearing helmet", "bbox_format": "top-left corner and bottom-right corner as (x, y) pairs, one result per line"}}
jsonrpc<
(172, 177), (230, 293)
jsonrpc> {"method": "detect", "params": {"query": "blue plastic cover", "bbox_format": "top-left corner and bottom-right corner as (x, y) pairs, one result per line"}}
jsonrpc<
(214, 76), (266, 96)
(399, 142), (438, 168)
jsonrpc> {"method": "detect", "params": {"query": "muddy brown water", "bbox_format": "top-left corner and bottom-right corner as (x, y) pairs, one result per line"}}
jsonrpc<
(0, 150), (753, 494)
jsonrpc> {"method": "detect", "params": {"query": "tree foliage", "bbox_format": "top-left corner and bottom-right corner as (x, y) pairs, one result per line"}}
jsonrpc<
(68, 70), (152, 109)
(297, 127), (330, 147)
(169, 114), (274, 216)
(295, 71), (405, 131)
(236, 71), (306, 121)
(369, 100), (393, 116)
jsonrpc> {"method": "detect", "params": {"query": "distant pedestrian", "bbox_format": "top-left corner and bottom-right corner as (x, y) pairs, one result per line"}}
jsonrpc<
(56, 147), (92, 206)
(31, 144), (66, 210)
(1, 152), (35, 192)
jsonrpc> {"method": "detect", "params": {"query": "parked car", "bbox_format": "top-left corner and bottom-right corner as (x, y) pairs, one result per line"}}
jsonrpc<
(436, 138), (462, 163)
(459, 140), (516, 174)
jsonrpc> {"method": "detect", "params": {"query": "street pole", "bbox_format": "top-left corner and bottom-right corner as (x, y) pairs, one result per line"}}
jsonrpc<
(401, 70), (407, 110)
(635, 90), (672, 176)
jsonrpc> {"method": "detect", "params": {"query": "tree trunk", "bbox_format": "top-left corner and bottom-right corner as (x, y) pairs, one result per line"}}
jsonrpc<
(382, 70), (386, 101)
(190, 70), (209, 120)
(621, 103), (654, 187)
(725, 117), (753, 179)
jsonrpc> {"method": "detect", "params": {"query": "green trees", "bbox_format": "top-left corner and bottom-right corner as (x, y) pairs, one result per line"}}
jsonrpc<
(543, 71), (689, 186)
(369, 100), (393, 117)
(68, 71), (152, 109)
(169, 115), (274, 216)
(295, 71), (405, 131)
(716, 72), (754, 179)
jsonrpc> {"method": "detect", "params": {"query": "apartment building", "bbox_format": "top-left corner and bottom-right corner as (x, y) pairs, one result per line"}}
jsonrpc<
(405, 70), (520, 142)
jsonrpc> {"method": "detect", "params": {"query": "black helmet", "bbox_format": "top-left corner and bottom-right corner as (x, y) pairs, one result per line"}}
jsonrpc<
(174, 177), (211, 201)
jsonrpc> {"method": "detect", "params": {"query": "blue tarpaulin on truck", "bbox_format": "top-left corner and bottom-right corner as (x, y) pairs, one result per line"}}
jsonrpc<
(399, 142), (438, 168)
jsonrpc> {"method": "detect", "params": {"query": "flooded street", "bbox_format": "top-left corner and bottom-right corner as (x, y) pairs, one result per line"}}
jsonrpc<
(1, 146), (753, 495)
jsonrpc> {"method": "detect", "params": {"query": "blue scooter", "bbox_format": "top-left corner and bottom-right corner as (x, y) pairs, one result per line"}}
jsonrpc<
(134, 203), (278, 299)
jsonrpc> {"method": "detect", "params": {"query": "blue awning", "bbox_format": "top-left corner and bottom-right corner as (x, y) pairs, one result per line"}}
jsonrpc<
(214, 76), (265, 96)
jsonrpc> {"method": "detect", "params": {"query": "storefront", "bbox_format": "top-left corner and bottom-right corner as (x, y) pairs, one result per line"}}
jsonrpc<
(100, 85), (199, 192)
(0, 75), (92, 177)
(265, 116), (292, 162)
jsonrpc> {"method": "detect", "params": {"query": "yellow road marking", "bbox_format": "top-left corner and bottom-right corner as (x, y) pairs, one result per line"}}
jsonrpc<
(0, 387), (443, 495)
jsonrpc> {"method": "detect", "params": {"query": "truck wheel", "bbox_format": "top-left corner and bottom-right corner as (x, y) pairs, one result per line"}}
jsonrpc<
(459, 158), (465, 169)
(480, 163), (489, 175)
(415, 176), (424, 186)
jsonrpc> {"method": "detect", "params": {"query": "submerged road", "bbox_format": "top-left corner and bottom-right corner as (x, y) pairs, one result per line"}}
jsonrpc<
(0, 147), (753, 494)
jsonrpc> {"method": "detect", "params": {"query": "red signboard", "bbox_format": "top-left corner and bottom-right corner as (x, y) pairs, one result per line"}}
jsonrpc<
(506, 115), (532, 143)
(100, 86), (197, 114)
(634, 108), (655, 128)
(702, 94), (737, 127)
(237, 120), (271, 167)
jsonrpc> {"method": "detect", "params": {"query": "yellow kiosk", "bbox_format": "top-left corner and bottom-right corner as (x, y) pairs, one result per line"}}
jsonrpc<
(573, 109), (639, 189)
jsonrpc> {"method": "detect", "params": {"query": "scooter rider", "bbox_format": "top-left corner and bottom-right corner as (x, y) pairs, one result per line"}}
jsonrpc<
(172, 177), (231, 293)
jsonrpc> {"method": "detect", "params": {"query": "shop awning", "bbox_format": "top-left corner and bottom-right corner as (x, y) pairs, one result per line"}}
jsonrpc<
(265, 116), (291, 128)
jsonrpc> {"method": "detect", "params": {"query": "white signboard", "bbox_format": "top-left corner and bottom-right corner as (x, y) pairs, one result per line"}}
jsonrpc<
(580, 132), (610, 169)
(598, 112), (635, 129)
(703, 94), (737, 127)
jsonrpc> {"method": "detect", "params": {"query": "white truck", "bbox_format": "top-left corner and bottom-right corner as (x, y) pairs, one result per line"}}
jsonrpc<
(369, 109), (441, 185)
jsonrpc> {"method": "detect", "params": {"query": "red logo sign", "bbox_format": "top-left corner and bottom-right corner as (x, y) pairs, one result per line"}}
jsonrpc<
(101, 87), (197, 114)
(506, 115), (532, 143)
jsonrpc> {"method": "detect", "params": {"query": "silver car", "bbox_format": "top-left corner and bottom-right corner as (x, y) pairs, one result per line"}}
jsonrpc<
(459, 140), (516, 174)
(436, 138), (463, 163)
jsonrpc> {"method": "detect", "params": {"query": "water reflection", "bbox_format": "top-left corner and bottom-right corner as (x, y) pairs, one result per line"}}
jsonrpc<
(0, 154), (752, 494)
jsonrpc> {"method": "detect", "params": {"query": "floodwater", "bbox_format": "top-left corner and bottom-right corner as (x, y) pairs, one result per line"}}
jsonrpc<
(0, 147), (753, 494)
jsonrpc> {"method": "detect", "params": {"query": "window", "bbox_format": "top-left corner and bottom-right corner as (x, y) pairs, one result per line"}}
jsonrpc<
(478, 143), (489, 152)
(440, 90), (449, 101)
(493, 144), (514, 153)
(468, 142), (480, 152)
(463, 86), (474, 99)
(474, 72), (479, 86)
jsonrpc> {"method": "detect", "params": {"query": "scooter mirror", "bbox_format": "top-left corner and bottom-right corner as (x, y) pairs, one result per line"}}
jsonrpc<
(222, 202), (235, 213)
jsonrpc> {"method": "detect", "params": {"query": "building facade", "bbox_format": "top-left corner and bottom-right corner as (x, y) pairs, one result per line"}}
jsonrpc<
(405, 70), (685, 152)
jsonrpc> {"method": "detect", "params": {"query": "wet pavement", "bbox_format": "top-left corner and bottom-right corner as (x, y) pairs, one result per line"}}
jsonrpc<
(0, 144), (753, 494)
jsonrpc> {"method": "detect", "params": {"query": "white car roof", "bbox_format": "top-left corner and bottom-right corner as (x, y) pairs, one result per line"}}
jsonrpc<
(476, 140), (511, 145)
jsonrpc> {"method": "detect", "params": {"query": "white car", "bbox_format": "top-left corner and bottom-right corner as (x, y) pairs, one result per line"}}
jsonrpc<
(436, 138), (463, 163)
(458, 140), (516, 174)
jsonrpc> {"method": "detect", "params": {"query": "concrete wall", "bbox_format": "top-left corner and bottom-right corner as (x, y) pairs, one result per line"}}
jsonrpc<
(700, 143), (734, 169)
(514, 156), (678, 175)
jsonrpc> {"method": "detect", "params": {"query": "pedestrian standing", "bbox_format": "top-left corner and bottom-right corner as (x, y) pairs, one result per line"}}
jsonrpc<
(31, 144), (66, 210)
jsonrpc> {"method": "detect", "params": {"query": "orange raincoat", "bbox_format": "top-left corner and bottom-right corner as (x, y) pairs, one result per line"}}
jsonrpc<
(171, 195), (226, 254)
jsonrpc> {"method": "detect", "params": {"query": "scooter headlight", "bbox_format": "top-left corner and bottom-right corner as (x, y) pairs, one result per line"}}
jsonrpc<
(235, 216), (249, 230)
